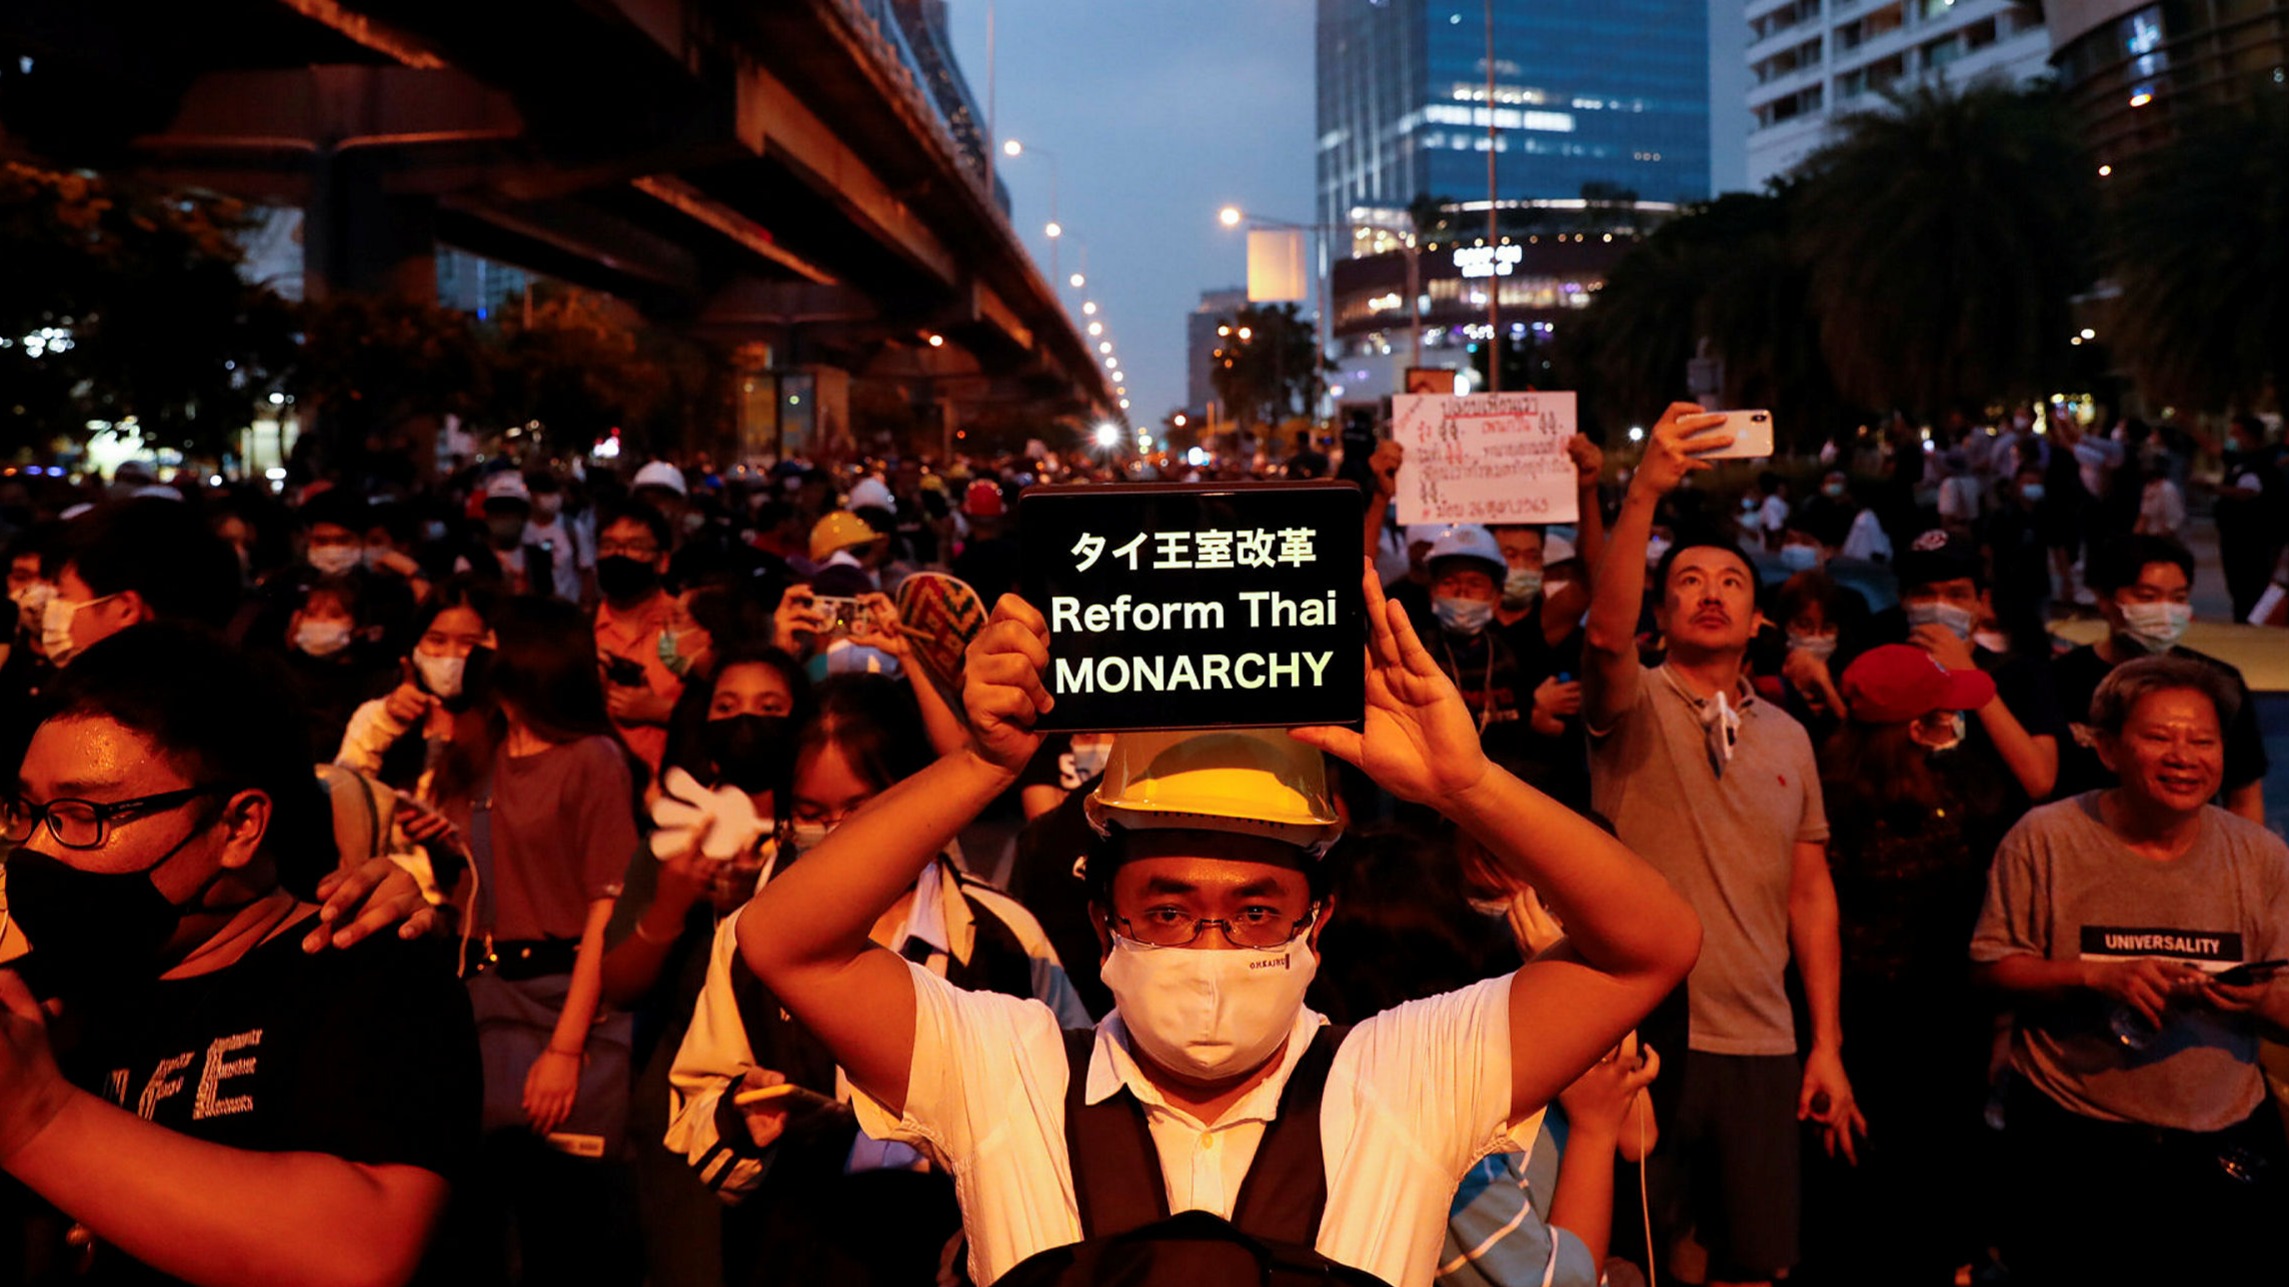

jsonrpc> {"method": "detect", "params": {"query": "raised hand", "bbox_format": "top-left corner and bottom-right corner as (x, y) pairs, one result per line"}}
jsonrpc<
(1629, 403), (1730, 499)
(1292, 561), (1491, 807)
(961, 595), (1053, 775)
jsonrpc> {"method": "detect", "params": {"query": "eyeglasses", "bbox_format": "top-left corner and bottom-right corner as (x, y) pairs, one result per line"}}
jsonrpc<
(1, 784), (233, 851)
(596, 541), (660, 560)
(1112, 902), (1321, 950)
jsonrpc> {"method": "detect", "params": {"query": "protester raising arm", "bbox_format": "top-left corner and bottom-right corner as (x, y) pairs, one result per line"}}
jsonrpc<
(734, 595), (1050, 1112)
(1294, 564), (1701, 1119)
(1581, 404), (1729, 731)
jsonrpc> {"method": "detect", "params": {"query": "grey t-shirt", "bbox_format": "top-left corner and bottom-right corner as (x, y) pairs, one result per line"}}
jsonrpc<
(1971, 793), (2289, 1132)
(1589, 663), (1828, 1056)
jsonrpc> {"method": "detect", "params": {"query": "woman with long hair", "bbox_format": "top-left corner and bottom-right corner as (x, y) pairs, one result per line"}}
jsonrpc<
(438, 594), (646, 1286)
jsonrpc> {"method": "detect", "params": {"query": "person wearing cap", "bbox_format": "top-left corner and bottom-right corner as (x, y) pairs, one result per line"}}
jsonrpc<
(466, 470), (560, 600)
(632, 460), (695, 541)
(1810, 645), (2009, 1285)
(1860, 528), (2066, 807)
(951, 480), (1021, 604)
(808, 511), (882, 584)
(1970, 655), (2289, 1286)
(1421, 525), (1528, 748)
(729, 567), (1700, 1287)
(2050, 535), (2267, 823)
(1582, 403), (1859, 1287)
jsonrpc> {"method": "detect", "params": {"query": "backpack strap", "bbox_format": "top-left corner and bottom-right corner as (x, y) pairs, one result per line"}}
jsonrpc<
(1059, 1023), (1353, 1246)
(1228, 1023), (1348, 1248)
(1061, 1028), (1170, 1239)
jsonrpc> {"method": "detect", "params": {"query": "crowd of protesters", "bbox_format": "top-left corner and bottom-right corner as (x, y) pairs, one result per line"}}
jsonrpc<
(0, 397), (2279, 1287)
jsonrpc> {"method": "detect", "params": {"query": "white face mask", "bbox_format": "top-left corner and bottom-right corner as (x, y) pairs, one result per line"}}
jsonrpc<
(1787, 630), (1838, 660)
(1101, 934), (1318, 1081)
(295, 619), (354, 657)
(307, 544), (362, 577)
(42, 593), (113, 669)
(2118, 601), (2192, 653)
(10, 581), (54, 634)
(1905, 600), (1978, 640)
(413, 650), (465, 699)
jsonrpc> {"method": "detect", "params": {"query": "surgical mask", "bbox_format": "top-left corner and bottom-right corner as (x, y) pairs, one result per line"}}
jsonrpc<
(42, 593), (115, 669)
(2118, 601), (2192, 653)
(1433, 596), (1493, 636)
(413, 650), (465, 700)
(1645, 535), (1673, 567)
(1906, 600), (1977, 640)
(1780, 544), (1822, 571)
(1972, 629), (2011, 655)
(307, 544), (361, 577)
(701, 714), (794, 795)
(1740, 495), (1759, 512)
(1100, 934), (1318, 1081)
(2020, 483), (2046, 503)
(6, 816), (234, 1000)
(1916, 711), (1968, 754)
(595, 556), (660, 602)
(657, 626), (701, 678)
(294, 619), (353, 658)
(1500, 567), (1543, 610)
(1787, 631), (1837, 660)
(10, 581), (53, 634)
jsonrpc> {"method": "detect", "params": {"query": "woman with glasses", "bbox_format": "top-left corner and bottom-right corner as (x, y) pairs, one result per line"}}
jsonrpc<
(666, 675), (1086, 1287)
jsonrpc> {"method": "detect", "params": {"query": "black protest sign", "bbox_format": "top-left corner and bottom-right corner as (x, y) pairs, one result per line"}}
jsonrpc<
(1019, 482), (1365, 732)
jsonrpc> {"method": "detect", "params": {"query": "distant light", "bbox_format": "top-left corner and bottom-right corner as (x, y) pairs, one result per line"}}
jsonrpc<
(1089, 322), (1104, 336)
(1120, 399), (1131, 410)
(927, 333), (945, 347)
(2129, 90), (2153, 107)
(1083, 301), (1097, 316)
(2098, 164), (2113, 177)
(789, 396), (802, 405)
(268, 392), (286, 406)
(1069, 273), (1086, 288)
(1094, 423), (1121, 448)
(1187, 446), (1209, 467)
(209, 474), (223, 487)
(1218, 206), (1244, 228)
(2079, 328), (2095, 340)
(265, 467), (288, 481)
(1627, 426), (1645, 443)
(1099, 341), (1113, 354)
(1238, 327), (1253, 340)
(1217, 325), (1230, 337)
(1045, 221), (1063, 239)
(1173, 414), (1188, 427)
(1002, 139), (1023, 157)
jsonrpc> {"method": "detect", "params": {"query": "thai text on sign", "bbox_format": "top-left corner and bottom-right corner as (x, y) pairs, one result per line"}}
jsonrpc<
(1018, 482), (1364, 732)
(1392, 392), (1579, 526)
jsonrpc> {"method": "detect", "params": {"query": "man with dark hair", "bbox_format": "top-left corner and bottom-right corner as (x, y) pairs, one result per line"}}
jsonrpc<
(2052, 535), (2267, 823)
(0, 623), (479, 1286)
(44, 499), (241, 667)
(592, 502), (683, 775)
(1972, 654), (2289, 1286)
(1583, 403), (1859, 1287)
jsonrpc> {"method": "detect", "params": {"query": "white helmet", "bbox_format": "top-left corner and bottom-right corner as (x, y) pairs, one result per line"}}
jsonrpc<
(632, 460), (688, 497)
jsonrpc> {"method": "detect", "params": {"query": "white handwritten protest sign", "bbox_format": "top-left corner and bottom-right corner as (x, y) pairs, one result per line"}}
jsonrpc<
(1392, 392), (1579, 526)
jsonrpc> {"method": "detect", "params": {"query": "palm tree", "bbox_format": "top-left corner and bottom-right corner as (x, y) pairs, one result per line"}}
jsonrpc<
(1788, 81), (2094, 417)
(2107, 90), (2289, 412)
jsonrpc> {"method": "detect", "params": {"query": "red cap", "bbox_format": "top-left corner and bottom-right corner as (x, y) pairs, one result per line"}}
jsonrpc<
(1841, 644), (1996, 724)
(964, 479), (1006, 518)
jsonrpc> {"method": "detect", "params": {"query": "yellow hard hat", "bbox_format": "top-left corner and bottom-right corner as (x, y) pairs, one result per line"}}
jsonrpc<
(1085, 728), (1341, 855)
(809, 510), (877, 562)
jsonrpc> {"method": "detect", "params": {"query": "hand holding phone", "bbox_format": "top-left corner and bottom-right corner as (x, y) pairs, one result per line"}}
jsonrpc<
(1688, 410), (1774, 460)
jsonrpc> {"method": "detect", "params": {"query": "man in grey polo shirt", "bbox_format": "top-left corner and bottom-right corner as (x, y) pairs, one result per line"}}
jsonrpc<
(1582, 403), (1863, 1287)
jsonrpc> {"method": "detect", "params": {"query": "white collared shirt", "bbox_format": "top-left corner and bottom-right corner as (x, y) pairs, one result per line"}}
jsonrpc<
(850, 963), (1525, 1287)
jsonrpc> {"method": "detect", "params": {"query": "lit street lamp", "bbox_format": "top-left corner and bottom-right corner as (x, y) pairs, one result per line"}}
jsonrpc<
(1003, 138), (1064, 291)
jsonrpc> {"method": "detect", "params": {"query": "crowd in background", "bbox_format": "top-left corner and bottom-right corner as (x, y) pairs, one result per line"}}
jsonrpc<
(0, 398), (2282, 1287)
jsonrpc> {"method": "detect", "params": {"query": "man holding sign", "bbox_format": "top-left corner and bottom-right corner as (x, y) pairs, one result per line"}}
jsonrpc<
(731, 484), (1701, 1287)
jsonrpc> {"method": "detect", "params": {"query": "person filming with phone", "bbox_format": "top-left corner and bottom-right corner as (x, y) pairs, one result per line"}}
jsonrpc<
(1970, 655), (2289, 1286)
(1582, 402), (1861, 1287)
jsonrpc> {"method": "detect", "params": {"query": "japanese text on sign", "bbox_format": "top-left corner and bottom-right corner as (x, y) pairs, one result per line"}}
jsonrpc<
(1020, 484), (1364, 732)
(1391, 391), (1579, 526)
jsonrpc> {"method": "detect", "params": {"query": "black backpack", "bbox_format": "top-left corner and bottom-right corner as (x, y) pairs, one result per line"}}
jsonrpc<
(992, 1025), (1392, 1287)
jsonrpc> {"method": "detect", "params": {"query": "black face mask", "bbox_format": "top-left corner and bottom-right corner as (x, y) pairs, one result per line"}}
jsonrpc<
(701, 714), (794, 795)
(595, 556), (660, 602)
(5, 816), (231, 1001)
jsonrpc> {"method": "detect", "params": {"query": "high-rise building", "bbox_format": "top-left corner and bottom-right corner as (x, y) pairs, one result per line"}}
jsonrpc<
(1187, 287), (1250, 416)
(2041, 0), (2289, 165)
(1743, 0), (2052, 187)
(1316, 0), (1713, 241)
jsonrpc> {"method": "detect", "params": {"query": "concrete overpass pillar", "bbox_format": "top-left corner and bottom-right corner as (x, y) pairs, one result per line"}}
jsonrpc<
(303, 147), (438, 303)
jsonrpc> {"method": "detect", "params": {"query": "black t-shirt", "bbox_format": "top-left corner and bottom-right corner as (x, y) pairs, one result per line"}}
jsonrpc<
(2051, 642), (2270, 797)
(27, 920), (479, 1286)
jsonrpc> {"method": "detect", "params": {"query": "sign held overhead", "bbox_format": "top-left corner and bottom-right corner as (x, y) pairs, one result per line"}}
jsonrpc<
(1391, 391), (1580, 527)
(1019, 482), (1364, 733)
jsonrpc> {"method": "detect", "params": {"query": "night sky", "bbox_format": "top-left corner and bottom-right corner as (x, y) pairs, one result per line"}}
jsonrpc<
(949, 0), (1317, 432)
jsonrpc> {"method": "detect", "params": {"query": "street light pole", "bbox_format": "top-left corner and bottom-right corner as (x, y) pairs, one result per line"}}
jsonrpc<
(1484, 0), (1500, 393)
(1003, 139), (1062, 301)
